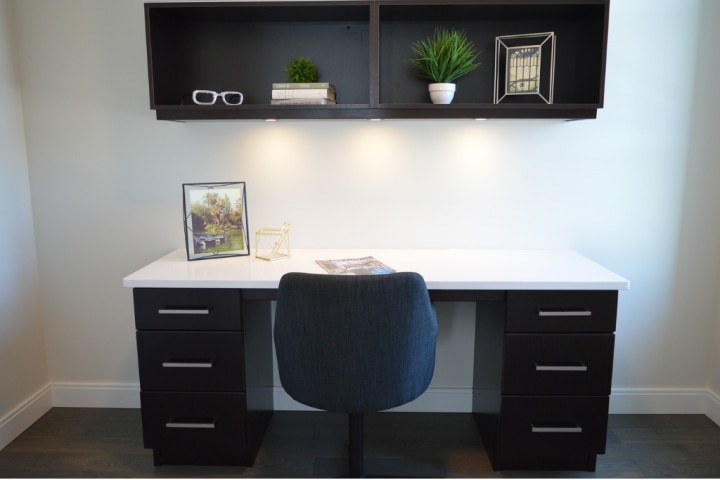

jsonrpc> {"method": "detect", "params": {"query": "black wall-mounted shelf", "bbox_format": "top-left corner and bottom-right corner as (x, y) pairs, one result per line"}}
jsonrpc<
(145, 0), (609, 121)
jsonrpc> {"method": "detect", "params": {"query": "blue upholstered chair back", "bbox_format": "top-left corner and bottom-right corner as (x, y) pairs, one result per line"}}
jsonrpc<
(274, 272), (438, 413)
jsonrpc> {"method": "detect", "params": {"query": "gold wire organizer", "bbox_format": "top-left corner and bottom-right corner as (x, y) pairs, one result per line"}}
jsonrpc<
(255, 222), (290, 261)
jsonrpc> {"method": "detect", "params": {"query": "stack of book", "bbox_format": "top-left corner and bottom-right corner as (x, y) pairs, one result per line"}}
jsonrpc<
(271, 82), (336, 105)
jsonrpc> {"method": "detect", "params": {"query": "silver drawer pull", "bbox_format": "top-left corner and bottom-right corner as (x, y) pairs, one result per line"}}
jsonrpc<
(158, 308), (211, 315)
(535, 363), (588, 372)
(166, 420), (215, 429)
(537, 309), (591, 317)
(531, 423), (583, 434)
(162, 361), (213, 368)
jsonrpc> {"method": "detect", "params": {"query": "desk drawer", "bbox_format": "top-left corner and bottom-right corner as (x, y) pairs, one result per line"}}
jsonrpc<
(507, 291), (617, 333)
(134, 288), (241, 331)
(502, 334), (614, 395)
(500, 395), (609, 455)
(141, 392), (247, 452)
(137, 331), (245, 392)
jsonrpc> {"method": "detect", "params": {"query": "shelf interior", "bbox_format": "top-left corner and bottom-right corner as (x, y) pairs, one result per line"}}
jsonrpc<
(145, 1), (608, 120)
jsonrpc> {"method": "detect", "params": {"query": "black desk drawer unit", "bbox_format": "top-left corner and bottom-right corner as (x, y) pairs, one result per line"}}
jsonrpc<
(134, 288), (242, 331)
(133, 288), (273, 466)
(474, 290), (618, 471)
(141, 392), (249, 465)
(506, 290), (617, 333)
(500, 395), (610, 453)
(502, 333), (614, 395)
(137, 331), (245, 392)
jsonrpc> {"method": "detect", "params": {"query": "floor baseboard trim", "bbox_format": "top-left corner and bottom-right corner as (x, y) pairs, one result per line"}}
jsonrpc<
(5, 385), (717, 418)
(609, 388), (711, 415)
(50, 383), (140, 408)
(39, 384), (720, 419)
(273, 387), (472, 412)
(705, 389), (720, 426)
(0, 385), (52, 451)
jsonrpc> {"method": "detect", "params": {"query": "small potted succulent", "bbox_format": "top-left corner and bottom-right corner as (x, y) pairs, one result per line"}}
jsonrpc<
(407, 28), (481, 104)
(284, 56), (319, 83)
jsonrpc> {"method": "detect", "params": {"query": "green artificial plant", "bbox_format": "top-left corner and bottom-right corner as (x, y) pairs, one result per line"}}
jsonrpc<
(284, 56), (319, 83)
(407, 28), (481, 84)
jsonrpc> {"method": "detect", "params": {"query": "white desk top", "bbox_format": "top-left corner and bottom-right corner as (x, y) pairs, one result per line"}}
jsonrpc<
(123, 248), (629, 291)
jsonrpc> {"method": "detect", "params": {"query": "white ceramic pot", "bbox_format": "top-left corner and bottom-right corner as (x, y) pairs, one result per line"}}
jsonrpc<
(428, 83), (456, 104)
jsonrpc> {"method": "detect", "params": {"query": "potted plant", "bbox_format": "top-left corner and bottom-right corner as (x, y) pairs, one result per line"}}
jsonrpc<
(407, 28), (481, 104)
(284, 56), (319, 83)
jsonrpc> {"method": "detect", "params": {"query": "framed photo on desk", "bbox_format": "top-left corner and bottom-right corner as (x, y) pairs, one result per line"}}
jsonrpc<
(182, 182), (250, 260)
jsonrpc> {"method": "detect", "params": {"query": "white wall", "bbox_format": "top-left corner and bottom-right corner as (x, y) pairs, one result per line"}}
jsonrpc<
(689, 0), (720, 405)
(5, 0), (720, 418)
(600, 0), (720, 415)
(0, 0), (50, 450)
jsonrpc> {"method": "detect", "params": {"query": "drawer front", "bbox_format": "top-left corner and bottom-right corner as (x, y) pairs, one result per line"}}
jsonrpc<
(507, 291), (617, 333)
(134, 288), (241, 331)
(140, 392), (247, 452)
(503, 334), (614, 395)
(137, 331), (245, 392)
(500, 395), (609, 454)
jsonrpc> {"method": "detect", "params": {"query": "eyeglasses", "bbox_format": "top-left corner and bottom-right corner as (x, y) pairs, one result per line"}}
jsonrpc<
(192, 90), (244, 106)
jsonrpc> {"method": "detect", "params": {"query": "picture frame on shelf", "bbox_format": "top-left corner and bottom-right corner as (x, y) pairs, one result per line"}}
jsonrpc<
(182, 182), (250, 261)
(494, 32), (555, 105)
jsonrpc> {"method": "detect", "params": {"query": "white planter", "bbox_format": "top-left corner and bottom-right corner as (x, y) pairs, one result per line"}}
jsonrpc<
(428, 83), (456, 104)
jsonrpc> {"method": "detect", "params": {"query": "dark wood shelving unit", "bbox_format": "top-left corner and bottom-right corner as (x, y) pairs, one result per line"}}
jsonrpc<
(145, 0), (609, 121)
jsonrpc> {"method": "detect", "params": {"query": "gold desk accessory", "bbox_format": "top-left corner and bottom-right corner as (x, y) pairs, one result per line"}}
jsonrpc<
(255, 222), (290, 261)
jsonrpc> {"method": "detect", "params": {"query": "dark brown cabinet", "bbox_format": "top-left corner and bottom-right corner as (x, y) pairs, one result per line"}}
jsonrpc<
(474, 290), (618, 471)
(131, 286), (619, 470)
(144, 0), (610, 121)
(133, 288), (273, 466)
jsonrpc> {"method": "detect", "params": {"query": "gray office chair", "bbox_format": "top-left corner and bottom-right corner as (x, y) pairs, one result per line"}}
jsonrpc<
(274, 272), (438, 477)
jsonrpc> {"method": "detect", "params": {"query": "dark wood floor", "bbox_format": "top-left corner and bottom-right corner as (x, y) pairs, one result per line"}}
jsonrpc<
(1, 408), (720, 478)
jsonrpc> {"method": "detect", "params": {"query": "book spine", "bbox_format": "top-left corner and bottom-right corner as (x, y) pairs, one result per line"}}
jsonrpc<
(272, 82), (334, 89)
(271, 98), (336, 105)
(272, 88), (335, 100)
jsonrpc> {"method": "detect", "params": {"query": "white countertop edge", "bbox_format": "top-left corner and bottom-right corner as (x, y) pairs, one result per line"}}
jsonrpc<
(122, 279), (628, 290)
(122, 248), (630, 291)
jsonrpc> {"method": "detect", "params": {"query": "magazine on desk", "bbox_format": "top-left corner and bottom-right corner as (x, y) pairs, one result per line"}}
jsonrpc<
(316, 256), (395, 275)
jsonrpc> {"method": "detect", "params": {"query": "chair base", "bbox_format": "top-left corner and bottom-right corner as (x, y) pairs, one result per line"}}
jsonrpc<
(338, 412), (446, 478)
(313, 456), (446, 478)
(349, 412), (364, 477)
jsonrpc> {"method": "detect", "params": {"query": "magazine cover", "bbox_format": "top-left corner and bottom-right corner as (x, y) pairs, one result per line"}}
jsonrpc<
(316, 256), (395, 275)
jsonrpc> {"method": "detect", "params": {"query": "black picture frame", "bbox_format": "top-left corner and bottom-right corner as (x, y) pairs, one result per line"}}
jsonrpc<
(182, 182), (250, 261)
(494, 32), (556, 105)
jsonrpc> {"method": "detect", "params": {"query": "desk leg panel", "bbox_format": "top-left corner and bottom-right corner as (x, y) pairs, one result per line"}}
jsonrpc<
(242, 298), (275, 465)
(472, 300), (506, 459)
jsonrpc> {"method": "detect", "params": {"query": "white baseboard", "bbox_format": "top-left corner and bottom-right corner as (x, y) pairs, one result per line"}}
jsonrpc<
(609, 388), (710, 414)
(273, 387), (473, 412)
(276, 387), (720, 417)
(33, 384), (720, 419)
(0, 385), (52, 450)
(44, 383), (473, 413)
(3, 384), (720, 453)
(705, 388), (720, 426)
(50, 383), (141, 408)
